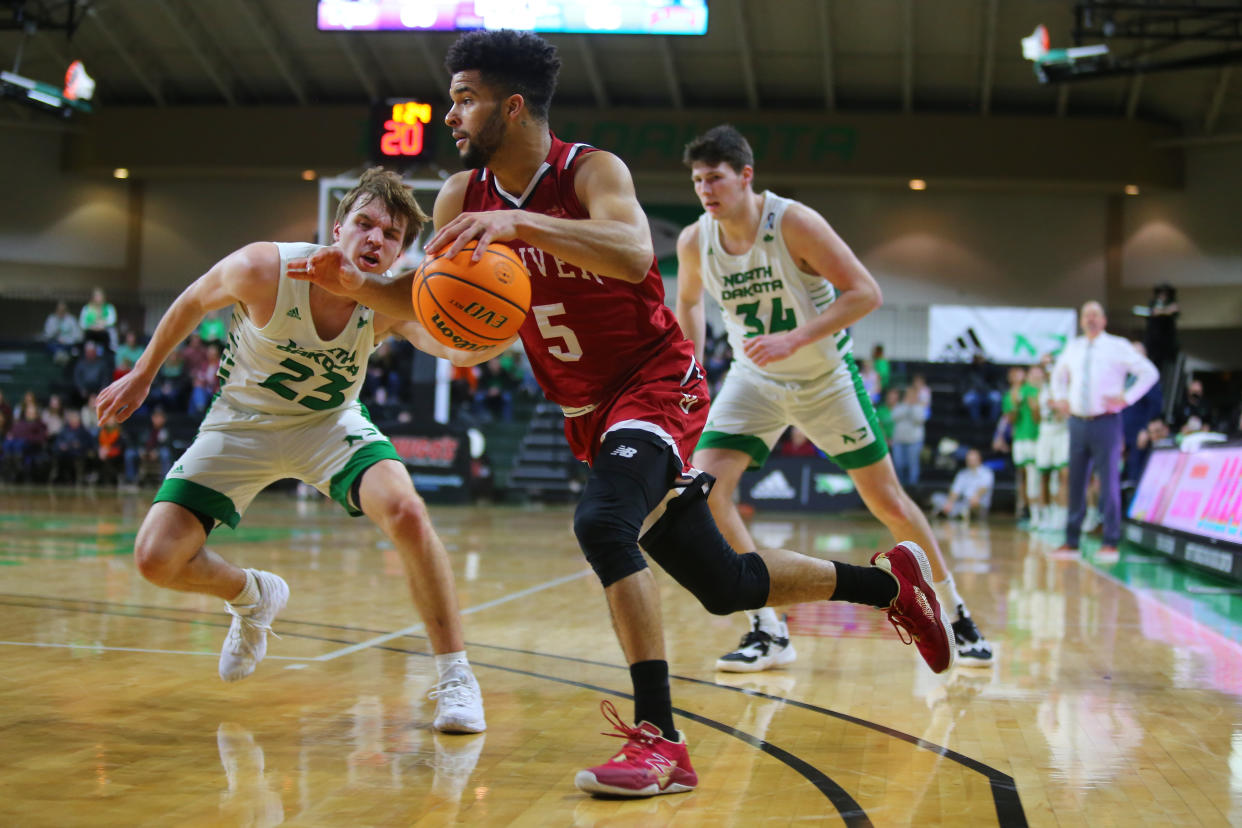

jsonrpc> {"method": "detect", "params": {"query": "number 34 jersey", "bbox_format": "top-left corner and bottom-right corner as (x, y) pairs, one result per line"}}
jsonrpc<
(696, 190), (851, 382)
(211, 241), (377, 422)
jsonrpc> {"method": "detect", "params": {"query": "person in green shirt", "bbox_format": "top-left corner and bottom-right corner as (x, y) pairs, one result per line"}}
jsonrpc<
(876, 387), (899, 444)
(1002, 365), (1040, 520)
(198, 309), (228, 347)
(871, 344), (891, 393)
(114, 330), (145, 371)
(79, 287), (117, 354)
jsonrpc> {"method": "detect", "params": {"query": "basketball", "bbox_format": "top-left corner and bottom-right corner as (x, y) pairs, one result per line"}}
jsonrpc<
(412, 241), (531, 352)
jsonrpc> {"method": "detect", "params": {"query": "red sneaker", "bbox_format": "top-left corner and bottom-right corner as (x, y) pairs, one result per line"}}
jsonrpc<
(574, 700), (698, 798)
(870, 542), (955, 673)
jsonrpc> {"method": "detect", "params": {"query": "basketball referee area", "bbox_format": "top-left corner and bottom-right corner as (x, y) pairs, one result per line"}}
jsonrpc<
(2, 3), (1241, 826)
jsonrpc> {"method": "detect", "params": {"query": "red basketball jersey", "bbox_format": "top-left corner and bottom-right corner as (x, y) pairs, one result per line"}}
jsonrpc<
(461, 134), (694, 409)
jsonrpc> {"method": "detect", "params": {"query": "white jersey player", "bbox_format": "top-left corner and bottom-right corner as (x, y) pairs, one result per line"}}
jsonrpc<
(675, 126), (994, 670)
(96, 168), (507, 731)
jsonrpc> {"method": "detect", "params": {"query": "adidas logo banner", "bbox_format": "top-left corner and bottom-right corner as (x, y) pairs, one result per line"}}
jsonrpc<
(927, 305), (1075, 364)
(750, 470), (797, 501)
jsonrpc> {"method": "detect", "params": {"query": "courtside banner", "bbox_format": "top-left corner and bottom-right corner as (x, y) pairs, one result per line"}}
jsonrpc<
(928, 305), (1076, 363)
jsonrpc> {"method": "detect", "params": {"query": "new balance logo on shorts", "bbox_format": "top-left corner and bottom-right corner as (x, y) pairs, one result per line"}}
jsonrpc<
(611, 445), (638, 459)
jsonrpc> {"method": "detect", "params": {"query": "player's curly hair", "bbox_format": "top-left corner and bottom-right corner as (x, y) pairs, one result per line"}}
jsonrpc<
(445, 29), (561, 121)
(334, 167), (429, 251)
(683, 124), (755, 174)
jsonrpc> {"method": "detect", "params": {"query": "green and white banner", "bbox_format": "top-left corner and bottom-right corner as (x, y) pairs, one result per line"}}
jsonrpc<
(928, 305), (1076, 364)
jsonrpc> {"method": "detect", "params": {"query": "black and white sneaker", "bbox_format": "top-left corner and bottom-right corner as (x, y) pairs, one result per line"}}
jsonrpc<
(951, 605), (994, 667)
(715, 615), (797, 673)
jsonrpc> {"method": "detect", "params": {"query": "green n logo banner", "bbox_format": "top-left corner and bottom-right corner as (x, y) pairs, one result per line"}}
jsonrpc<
(929, 305), (1076, 364)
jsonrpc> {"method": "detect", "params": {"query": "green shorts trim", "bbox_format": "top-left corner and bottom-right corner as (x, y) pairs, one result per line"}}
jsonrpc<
(837, 352), (889, 469)
(153, 478), (241, 530)
(696, 431), (771, 470)
(328, 440), (403, 516)
(830, 438), (890, 470)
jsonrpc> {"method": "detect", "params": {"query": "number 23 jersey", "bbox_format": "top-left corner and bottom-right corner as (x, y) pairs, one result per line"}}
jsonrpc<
(696, 190), (850, 382)
(211, 241), (377, 421)
(461, 134), (693, 410)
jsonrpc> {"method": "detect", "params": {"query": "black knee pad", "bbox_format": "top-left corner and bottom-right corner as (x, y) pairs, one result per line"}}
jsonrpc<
(639, 473), (770, 615)
(574, 429), (680, 588)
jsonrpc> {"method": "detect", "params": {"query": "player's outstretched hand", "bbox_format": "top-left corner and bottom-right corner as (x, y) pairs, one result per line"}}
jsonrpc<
(287, 248), (368, 296)
(96, 371), (152, 426)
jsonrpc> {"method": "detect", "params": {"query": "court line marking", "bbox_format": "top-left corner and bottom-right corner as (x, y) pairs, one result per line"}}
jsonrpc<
(0, 640), (304, 659)
(0, 594), (1019, 825)
(309, 568), (593, 662)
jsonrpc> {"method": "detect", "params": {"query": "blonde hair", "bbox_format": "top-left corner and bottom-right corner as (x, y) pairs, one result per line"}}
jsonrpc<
(334, 167), (429, 251)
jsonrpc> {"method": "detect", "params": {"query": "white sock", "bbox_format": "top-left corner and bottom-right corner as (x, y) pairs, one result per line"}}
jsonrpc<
(934, 577), (966, 618)
(228, 569), (259, 607)
(752, 606), (781, 634)
(435, 651), (470, 679)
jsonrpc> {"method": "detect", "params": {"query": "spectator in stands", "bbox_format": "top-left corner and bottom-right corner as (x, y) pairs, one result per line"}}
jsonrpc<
(891, 385), (928, 486)
(0, 389), (11, 428)
(961, 353), (1002, 424)
(43, 301), (82, 365)
(41, 394), (65, 439)
(1122, 341), (1163, 486)
(1003, 365), (1039, 519)
(876, 387), (899, 444)
(931, 449), (994, 521)
(1174, 379), (1212, 432)
(198, 308), (228, 348)
(3, 399), (49, 482)
(1131, 418), (1170, 484)
(703, 337), (733, 394)
(871, 344), (891, 392)
(857, 358), (880, 403)
(114, 357), (135, 383)
(96, 421), (125, 485)
(363, 339), (403, 406)
(1051, 300), (1159, 558)
(80, 393), (100, 435)
(79, 287), (118, 356)
(910, 373), (932, 418)
(450, 364), (479, 419)
(180, 332), (209, 380)
(150, 346), (189, 412)
(124, 407), (173, 485)
(0, 407), (9, 443)
(777, 426), (819, 458)
(114, 329), (145, 372)
(51, 408), (93, 485)
(474, 357), (516, 421)
(1142, 282), (1179, 388)
(73, 341), (113, 406)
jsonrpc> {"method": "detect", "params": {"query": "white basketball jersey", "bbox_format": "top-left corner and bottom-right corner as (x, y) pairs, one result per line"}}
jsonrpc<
(696, 191), (850, 381)
(215, 242), (377, 417)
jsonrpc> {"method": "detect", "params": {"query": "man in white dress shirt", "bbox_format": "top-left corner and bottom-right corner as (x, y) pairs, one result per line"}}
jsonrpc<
(1050, 301), (1159, 556)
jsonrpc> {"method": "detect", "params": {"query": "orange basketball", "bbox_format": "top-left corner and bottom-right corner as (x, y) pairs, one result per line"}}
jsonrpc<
(412, 241), (531, 352)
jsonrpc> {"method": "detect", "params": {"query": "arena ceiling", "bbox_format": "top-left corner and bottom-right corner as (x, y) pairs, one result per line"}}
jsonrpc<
(1, 0), (1240, 140)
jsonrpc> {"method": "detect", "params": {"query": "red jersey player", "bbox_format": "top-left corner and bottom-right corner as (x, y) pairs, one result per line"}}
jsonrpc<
(295, 29), (954, 799)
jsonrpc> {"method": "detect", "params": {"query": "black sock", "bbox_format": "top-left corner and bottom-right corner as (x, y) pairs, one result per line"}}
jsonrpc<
(630, 660), (678, 740)
(831, 562), (899, 608)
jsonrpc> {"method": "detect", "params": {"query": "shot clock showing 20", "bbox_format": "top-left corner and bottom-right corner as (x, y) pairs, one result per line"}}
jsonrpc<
(375, 99), (433, 160)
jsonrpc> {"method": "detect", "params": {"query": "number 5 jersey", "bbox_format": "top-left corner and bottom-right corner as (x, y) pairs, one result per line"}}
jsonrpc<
(695, 190), (851, 382)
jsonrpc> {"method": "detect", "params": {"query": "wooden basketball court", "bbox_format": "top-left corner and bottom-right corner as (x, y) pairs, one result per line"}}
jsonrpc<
(2, 487), (1239, 826)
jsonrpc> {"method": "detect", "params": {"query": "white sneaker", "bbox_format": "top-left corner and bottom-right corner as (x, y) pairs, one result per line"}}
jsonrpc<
(219, 570), (289, 682)
(714, 615), (797, 673)
(429, 666), (487, 733)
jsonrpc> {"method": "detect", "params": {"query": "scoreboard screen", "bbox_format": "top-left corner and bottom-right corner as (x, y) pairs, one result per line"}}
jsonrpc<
(318, 1), (708, 35)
